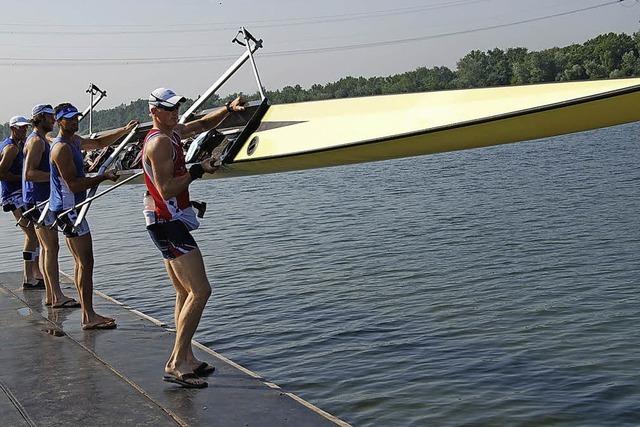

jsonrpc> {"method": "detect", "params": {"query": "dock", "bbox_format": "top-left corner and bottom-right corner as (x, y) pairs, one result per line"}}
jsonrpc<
(0, 272), (350, 427)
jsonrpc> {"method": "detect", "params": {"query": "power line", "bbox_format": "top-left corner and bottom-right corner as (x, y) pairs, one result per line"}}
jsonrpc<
(0, 0), (487, 35)
(0, 0), (629, 66)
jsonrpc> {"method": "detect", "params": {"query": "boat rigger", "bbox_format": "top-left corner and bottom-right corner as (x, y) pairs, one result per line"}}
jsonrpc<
(90, 30), (640, 186)
(61, 27), (640, 228)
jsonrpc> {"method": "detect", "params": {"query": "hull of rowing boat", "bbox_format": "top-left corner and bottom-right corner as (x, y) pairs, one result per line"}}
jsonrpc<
(119, 78), (640, 182)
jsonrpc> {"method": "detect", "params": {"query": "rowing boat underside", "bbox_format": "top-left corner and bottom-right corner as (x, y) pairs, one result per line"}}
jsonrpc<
(123, 78), (640, 181)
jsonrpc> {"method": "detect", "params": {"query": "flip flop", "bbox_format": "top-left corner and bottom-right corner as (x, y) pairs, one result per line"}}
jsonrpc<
(163, 372), (208, 389)
(23, 281), (45, 290)
(194, 362), (215, 376)
(52, 299), (81, 309)
(82, 320), (117, 330)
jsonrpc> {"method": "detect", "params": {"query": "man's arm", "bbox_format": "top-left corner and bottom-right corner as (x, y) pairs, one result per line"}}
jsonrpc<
(0, 145), (20, 182)
(80, 120), (138, 151)
(146, 135), (192, 200)
(23, 136), (49, 182)
(177, 96), (246, 140)
(51, 143), (117, 194)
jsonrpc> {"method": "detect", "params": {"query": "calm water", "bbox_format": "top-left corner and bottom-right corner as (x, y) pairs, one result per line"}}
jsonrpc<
(1, 123), (639, 426)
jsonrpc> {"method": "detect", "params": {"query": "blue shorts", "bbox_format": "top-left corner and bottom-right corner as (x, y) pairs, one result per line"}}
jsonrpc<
(2, 194), (24, 213)
(147, 220), (198, 260)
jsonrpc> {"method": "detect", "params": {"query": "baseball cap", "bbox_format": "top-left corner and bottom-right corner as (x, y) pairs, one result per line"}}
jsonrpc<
(55, 105), (82, 121)
(149, 88), (186, 108)
(32, 104), (55, 117)
(9, 116), (31, 127)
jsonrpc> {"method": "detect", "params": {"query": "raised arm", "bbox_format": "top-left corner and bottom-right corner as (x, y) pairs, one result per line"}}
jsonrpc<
(177, 96), (246, 140)
(23, 136), (49, 182)
(80, 120), (138, 151)
(0, 145), (20, 182)
(51, 143), (117, 194)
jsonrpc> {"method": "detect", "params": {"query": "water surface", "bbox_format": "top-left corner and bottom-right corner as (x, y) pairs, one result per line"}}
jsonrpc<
(1, 123), (639, 426)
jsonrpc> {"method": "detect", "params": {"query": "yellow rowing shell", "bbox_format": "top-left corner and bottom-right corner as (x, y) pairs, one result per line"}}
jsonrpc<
(214, 79), (640, 177)
(123, 78), (640, 181)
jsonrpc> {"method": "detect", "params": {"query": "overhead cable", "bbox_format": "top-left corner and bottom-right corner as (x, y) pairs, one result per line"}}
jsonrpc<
(0, 0), (628, 66)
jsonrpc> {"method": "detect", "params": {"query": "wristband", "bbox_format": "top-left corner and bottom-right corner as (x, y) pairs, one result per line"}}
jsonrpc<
(225, 101), (234, 113)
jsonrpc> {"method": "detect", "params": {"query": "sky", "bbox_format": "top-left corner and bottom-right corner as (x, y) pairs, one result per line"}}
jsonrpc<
(0, 0), (638, 120)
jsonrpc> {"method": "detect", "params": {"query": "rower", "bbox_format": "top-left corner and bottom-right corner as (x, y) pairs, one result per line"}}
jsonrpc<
(23, 104), (79, 308)
(144, 87), (245, 388)
(48, 103), (137, 330)
(0, 116), (44, 289)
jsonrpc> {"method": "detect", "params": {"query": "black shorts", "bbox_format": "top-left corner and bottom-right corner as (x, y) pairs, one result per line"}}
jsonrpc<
(147, 220), (198, 260)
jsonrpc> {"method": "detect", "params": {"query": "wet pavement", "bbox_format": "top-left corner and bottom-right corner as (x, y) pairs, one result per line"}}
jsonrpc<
(0, 272), (349, 427)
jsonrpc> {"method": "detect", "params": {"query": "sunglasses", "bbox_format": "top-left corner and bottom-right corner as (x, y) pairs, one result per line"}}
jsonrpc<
(151, 94), (181, 112)
(156, 103), (181, 112)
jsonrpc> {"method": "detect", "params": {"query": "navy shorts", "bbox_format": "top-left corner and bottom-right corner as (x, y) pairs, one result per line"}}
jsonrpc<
(147, 220), (198, 260)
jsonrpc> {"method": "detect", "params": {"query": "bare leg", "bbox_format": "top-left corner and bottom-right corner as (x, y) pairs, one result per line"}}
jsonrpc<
(165, 261), (207, 371)
(12, 210), (41, 284)
(65, 233), (114, 327)
(164, 249), (211, 384)
(35, 226), (73, 306)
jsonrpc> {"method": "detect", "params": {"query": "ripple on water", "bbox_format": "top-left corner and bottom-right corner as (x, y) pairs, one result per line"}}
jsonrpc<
(0, 123), (639, 426)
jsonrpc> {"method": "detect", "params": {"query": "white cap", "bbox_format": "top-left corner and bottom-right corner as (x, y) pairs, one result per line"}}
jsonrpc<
(9, 116), (30, 127)
(149, 88), (186, 108)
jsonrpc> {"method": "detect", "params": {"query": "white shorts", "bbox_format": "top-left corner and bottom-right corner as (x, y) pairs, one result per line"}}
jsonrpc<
(55, 209), (91, 238)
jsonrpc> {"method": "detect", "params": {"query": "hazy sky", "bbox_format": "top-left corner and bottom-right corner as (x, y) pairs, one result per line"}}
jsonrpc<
(0, 0), (638, 120)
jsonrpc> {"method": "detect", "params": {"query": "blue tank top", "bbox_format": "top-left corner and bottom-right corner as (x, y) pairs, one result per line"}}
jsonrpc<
(0, 137), (23, 202)
(49, 135), (86, 212)
(22, 131), (51, 205)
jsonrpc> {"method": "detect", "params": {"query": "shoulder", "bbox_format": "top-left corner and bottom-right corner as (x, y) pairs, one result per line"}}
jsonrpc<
(146, 132), (173, 154)
(1, 142), (18, 155)
(25, 134), (43, 150)
(51, 140), (71, 158)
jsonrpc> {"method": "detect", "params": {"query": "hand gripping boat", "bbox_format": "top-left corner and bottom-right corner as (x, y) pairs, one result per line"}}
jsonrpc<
(82, 28), (640, 214)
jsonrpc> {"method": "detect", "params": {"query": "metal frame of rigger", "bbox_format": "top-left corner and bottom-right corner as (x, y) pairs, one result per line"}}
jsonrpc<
(68, 27), (271, 230)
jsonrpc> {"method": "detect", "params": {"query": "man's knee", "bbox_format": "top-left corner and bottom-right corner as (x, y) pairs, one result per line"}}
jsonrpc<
(42, 235), (59, 253)
(78, 254), (94, 270)
(175, 286), (188, 300)
(193, 282), (212, 301)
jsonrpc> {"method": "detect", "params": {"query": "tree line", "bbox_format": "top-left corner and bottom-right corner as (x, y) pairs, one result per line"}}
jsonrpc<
(2, 31), (639, 138)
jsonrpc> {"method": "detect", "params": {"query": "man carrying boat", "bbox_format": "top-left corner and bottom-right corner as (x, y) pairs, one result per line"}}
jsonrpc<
(0, 115), (44, 289)
(144, 88), (245, 388)
(23, 104), (79, 308)
(49, 103), (137, 330)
